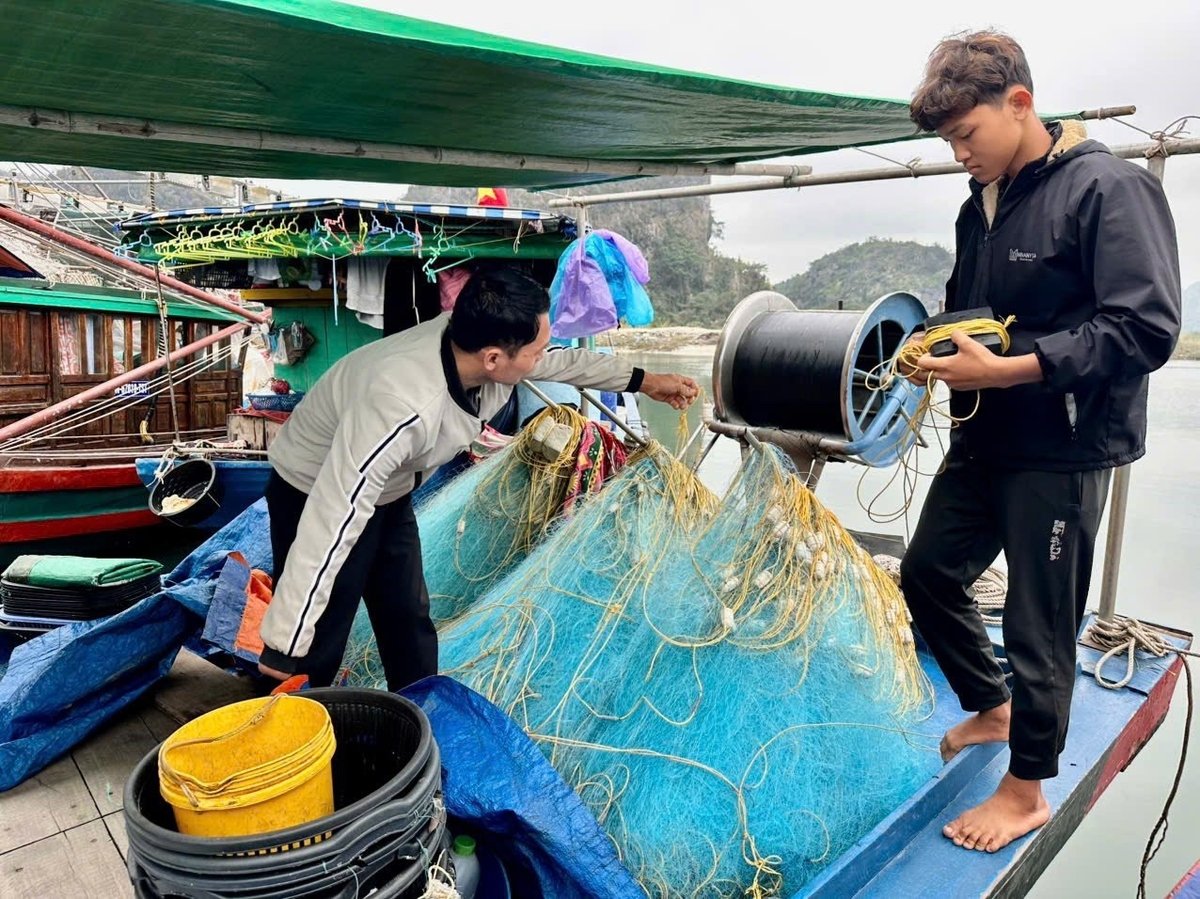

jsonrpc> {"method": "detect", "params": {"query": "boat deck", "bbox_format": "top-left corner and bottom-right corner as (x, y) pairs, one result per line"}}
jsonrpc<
(0, 651), (256, 898)
(803, 616), (1192, 898)
(0, 620), (1189, 899)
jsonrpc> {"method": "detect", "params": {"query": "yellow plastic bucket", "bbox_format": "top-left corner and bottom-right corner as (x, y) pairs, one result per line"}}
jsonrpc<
(157, 694), (336, 838)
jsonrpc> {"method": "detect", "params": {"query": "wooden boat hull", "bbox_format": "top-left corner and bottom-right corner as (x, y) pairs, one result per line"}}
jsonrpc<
(0, 463), (159, 543)
(134, 457), (271, 531)
(1170, 859), (1200, 899)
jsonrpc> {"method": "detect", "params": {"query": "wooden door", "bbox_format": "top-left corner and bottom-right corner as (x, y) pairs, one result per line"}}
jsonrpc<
(0, 307), (51, 432)
(186, 321), (243, 437)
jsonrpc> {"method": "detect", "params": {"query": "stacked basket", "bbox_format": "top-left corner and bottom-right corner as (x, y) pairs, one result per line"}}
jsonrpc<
(124, 689), (446, 899)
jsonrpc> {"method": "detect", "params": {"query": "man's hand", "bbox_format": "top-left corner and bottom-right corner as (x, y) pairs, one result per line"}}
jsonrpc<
(258, 661), (291, 681)
(916, 331), (1042, 390)
(640, 373), (700, 410)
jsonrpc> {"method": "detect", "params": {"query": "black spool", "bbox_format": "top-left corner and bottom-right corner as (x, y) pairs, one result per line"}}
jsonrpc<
(713, 291), (925, 441)
(731, 311), (862, 433)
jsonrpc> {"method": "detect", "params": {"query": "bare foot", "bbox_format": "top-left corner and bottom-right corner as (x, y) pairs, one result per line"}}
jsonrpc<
(943, 773), (1051, 852)
(940, 701), (1011, 763)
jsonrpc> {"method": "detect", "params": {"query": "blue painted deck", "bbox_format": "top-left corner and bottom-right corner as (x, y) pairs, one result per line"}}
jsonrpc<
(798, 616), (1190, 898)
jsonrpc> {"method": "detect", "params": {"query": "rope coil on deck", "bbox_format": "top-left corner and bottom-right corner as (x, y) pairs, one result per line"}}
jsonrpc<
(1085, 615), (1199, 690)
(1081, 614), (1197, 899)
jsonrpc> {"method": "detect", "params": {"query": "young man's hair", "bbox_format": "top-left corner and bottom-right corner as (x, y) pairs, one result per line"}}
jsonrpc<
(910, 30), (1034, 132)
(447, 265), (551, 355)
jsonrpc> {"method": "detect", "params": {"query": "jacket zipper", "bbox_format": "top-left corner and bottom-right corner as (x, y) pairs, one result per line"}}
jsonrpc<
(972, 196), (994, 306)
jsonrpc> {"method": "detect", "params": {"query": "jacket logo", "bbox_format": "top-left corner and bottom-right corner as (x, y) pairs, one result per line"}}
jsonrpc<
(1008, 248), (1037, 263)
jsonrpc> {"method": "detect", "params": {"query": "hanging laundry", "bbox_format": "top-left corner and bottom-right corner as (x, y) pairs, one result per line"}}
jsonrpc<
(549, 229), (654, 338)
(438, 267), (472, 312)
(247, 257), (281, 285)
(345, 256), (391, 329)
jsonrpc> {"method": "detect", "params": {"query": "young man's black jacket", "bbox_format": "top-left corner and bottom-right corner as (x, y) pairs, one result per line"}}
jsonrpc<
(945, 120), (1181, 471)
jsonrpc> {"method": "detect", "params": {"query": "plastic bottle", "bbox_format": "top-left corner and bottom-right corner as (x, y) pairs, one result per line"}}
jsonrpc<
(450, 834), (480, 899)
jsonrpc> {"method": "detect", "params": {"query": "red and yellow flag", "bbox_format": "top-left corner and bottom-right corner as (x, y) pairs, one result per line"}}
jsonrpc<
(476, 187), (510, 207)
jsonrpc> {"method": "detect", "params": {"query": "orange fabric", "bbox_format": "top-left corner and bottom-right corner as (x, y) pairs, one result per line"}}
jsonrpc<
(234, 564), (274, 658)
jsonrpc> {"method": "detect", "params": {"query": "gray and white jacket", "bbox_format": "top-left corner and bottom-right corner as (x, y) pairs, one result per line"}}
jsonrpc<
(260, 314), (640, 663)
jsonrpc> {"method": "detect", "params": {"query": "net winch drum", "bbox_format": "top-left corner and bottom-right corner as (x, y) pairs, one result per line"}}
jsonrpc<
(712, 290), (927, 467)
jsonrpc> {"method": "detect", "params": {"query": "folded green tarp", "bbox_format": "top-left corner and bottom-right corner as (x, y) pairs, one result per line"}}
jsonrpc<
(3, 555), (163, 589)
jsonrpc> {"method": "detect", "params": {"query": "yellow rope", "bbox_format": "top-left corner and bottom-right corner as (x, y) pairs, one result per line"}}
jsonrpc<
(852, 315), (1018, 529)
(894, 314), (1017, 376)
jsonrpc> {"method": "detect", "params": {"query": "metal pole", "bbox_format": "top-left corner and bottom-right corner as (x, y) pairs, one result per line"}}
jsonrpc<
(0, 204), (269, 324)
(578, 388), (648, 448)
(548, 172), (811, 206)
(549, 137), (1200, 207)
(153, 267), (182, 443)
(0, 103), (812, 182)
(519, 379), (648, 449)
(1096, 149), (1169, 622)
(571, 204), (594, 418)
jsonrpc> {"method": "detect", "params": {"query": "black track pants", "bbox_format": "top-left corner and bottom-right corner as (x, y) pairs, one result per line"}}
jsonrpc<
(900, 450), (1110, 780)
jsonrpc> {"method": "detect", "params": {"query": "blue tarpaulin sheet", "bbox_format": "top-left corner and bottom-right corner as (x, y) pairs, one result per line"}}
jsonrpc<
(0, 499), (272, 791)
(404, 676), (642, 899)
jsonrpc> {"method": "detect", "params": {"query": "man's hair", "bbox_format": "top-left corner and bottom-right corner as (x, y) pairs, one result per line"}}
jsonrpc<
(447, 266), (550, 354)
(910, 30), (1034, 132)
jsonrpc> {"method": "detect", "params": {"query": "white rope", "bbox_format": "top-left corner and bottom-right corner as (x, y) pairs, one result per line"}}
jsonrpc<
(1083, 614), (1200, 690)
(972, 567), (1008, 626)
(871, 555), (1006, 625)
(1078, 614), (1198, 899)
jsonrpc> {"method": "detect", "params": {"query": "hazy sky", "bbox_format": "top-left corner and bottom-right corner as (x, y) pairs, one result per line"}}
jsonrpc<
(261, 0), (1200, 288)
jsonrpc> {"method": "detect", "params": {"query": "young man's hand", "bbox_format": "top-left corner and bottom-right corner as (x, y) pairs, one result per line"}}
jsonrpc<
(917, 331), (1043, 390)
(641, 372), (701, 410)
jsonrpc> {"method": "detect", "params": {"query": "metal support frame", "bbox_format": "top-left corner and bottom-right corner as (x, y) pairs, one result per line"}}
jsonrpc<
(0, 103), (812, 182)
(550, 135), (1199, 208)
(519, 378), (648, 449)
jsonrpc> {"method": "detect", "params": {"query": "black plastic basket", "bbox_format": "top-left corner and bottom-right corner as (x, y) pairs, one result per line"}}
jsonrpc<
(176, 262), (254, 291)
(123, 689), (443, 898)
(148, 458), (222, 528)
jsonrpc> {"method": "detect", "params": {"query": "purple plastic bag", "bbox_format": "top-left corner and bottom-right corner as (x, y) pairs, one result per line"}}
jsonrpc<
(550, 237), (619, 338)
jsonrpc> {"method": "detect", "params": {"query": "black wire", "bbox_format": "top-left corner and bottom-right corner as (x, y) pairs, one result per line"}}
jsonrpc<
(1137, 657), (1192, 899)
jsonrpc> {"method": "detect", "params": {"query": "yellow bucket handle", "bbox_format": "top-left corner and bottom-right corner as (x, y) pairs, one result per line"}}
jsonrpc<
(160, 695), (294, 807)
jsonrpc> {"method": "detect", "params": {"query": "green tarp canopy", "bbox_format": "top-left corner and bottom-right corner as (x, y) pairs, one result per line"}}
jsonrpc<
(0, 0), (922, 188)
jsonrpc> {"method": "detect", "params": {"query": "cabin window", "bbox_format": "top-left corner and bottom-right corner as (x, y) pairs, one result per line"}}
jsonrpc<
(58, 315), (82, 375)
(173, 321), (185, 353)
(147, 319), (165, 359)
(131, 319), (145, 368)
(200, 323), (230, 371)
(112, 318), (127, 374)
(84, 313), (105, 375)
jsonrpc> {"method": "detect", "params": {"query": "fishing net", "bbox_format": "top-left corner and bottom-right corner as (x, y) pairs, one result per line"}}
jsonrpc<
(437, 443), (936, 895)
(339, 405), (628, 684)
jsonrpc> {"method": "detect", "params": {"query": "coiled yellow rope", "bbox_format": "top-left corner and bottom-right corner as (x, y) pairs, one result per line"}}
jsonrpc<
(893, 315), (1017, 380)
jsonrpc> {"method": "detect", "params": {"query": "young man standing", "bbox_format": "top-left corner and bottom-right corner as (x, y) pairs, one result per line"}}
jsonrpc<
(902, 32), (1181, 852)
(257, 267), (699, 691)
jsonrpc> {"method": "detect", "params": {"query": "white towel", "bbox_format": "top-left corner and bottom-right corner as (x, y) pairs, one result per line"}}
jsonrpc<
(345, 257), (390, 315)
